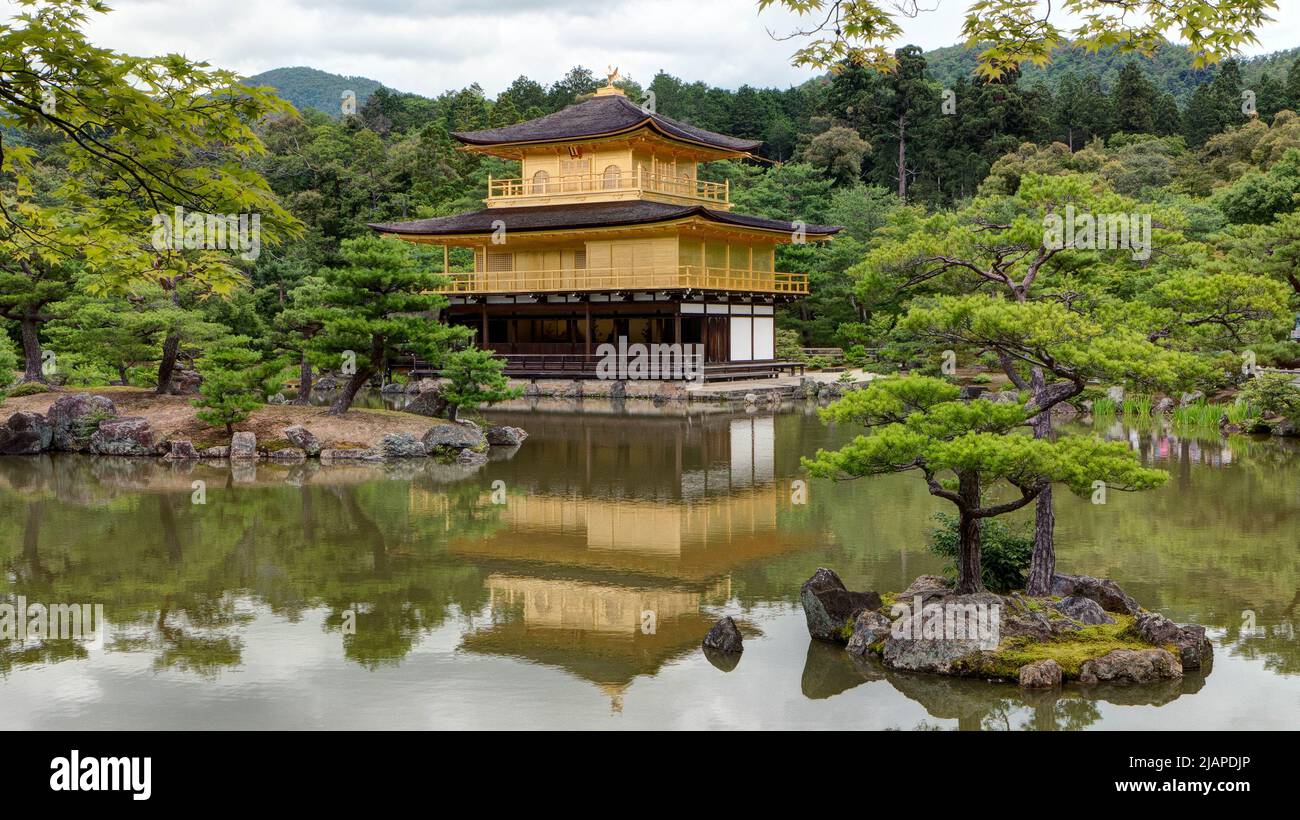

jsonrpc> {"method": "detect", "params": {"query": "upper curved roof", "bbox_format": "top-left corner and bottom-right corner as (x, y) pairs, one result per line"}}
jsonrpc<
(369, 200), (841, 237)
(452, 93), (762, 153)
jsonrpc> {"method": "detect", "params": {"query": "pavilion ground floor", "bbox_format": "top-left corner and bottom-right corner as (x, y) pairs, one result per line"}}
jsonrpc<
(441, 292), (783, 374)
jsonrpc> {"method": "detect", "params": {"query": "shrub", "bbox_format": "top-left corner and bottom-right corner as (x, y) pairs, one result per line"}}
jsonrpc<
(440, 347), (520, 420)
(805, 355), (831, 371)
(1240, 372), (1300, 421)
(775, 328), (804, 362)
(7, 381), (49, 397)
(928, 513), (1034, 593)
(193, 342), (262, 433)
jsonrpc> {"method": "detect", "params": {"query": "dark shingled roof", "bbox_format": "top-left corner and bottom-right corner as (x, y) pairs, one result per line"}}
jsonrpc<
(369, 201), (841, 237)
(452, 93), (762, 153)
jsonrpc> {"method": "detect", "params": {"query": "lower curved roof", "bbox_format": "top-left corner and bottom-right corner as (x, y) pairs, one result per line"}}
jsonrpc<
(369, 201), (841, 238)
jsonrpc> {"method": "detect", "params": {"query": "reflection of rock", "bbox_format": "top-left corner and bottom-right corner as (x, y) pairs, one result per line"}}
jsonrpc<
(801, 639), (876, 699)
(703, 645), (741, 672)
(1078, 649), (1181, 684)
(800, 567), (882, 643)
(702, 616), (743, 653)
(1051, 573), (1141, 615)
(0, 411), (53, 455)
(89, 417), (154, 456)
(1053, 596), (1114, 625)
(1133, 612), (1213, 669)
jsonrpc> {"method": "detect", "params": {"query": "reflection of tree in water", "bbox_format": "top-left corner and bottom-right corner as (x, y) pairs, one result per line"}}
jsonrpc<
(0, 460), (506, 674)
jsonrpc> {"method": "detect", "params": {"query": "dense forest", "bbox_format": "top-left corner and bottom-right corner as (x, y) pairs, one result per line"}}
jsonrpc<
(4, 27), (1300, 396)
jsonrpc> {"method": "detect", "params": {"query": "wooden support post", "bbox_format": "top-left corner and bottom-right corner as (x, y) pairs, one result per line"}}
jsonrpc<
(584, 301), (592, 357)
(480, 303), (488, 347)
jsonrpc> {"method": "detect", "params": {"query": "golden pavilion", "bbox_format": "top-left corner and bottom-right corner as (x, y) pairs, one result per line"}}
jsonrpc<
(370, 69), (840, 377)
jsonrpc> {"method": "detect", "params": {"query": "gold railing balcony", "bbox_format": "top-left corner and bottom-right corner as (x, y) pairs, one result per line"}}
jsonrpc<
(487, 170), (729, 207)
(435, 265), (807, 295)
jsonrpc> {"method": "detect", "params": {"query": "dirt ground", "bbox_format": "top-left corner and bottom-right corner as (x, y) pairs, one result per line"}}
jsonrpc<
(0, 386), (453, 449)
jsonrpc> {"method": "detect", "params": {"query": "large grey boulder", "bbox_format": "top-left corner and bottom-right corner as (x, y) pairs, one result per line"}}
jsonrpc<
(845, 610), (893, 656)
(1078, 648), (1182, 684)
(48, 393), (118, 452)
(422, 423), (487, 456)
(229, 431), (257, 460)
(485, 425), (528, 447)
(1105, 385), (1125, 404)
(1050, 573), (1141, 615)
(881, 591), (1004, 674)
(283, 425), (321, 457)
(199, 446), (229, 459)
(1053, 595), (1115, 625)
(1133, 612), (1213, 669)
(405, 386), (450, 418)
(1018, 659), (1062, 688)
(701, 616), (744, 653)
(799, 567), (883, 643)
(89, 417), (154, 456)
(380, 433), (426, 459)
(0, 411), (53, 455)
(1152, 397), (1175, 415)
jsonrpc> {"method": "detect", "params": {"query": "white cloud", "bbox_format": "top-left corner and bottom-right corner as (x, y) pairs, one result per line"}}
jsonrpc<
(5, 0), (1296, 99)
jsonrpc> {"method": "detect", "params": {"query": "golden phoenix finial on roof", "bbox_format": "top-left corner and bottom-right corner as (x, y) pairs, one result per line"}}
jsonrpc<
(605, 65), (621, 87)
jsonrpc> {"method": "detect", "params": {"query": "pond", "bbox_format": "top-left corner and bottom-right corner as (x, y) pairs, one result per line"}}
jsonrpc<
(0, 400), (1297, 730)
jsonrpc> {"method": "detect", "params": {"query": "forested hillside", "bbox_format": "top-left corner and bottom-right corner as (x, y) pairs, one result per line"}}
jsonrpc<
(245, 66), (385, 117)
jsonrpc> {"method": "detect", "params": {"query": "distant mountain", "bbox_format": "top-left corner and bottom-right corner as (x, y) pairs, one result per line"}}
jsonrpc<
(924, 41), (1300, 102)
(244, 66), (385, 116)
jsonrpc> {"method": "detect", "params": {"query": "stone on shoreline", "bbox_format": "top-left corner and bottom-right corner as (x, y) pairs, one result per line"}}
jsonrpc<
(422, 423), (487, 456)
(1133, 612), (1213, 669)
(485, 425), (528, 447)
(405, 386), (450, 418)
(164, 440), (201, 461)
(48, 393), (118, 452)
(229, 432), (257, 460)
(320, 448), (384, 462)
(89, 417), (154, 456)
(1078, 648), (1182, 684)
(380, 432), (426, 459)
(1050, 573), (1141, 615)
(702, 616), (744, 653)
(1053, 595), (1115, 625)
(800, 567), (883, 643)
(1018, 659), (1063, 688)
(283, 425), (321, 457)
(200, 446), (229, 459)
(845, 610), (892, 656)
(0, 411), (53, 455)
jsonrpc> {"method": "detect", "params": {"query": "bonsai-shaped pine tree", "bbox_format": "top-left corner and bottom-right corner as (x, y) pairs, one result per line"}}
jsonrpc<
(311, 236), (469, 415)
(439, 347), (521, 420)
(193, 341), (262, 434)
(803, 376), (1166, 593)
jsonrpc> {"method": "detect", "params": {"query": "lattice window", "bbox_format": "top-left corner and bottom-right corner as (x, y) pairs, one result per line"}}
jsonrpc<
(486, 251), (512, 272)
(530, 170), (550, 194)
(602, 165), (621, 190)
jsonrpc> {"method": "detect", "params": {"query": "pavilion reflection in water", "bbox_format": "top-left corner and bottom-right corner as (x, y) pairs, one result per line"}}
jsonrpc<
(424, 412), (810, 705)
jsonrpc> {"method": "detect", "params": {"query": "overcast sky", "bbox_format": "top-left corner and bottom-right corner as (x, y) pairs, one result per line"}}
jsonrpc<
(12, 0), (1300, 96)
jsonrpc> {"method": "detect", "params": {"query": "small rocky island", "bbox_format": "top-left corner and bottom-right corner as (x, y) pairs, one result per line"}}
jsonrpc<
(0, 389), (527, 465)
(799, 568), (1212, 688)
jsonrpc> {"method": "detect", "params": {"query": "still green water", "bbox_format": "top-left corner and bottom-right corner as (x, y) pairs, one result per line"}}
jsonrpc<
(0, 401), (1296, 730)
